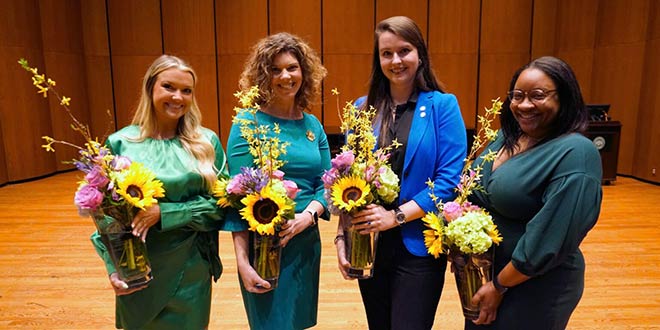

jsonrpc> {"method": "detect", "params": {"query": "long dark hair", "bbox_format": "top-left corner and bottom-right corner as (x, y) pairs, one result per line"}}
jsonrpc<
(501, 56), (588, 153)
(365, 16), (444, 146)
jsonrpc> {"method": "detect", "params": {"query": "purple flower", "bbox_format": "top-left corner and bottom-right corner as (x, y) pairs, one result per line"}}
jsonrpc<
(111, 156), (132, 170)
(443, 201), (463, 222)
(74, 160), (92, 172)
(85, 166), (109, 188)
(227, 174), (247, 195)
(74, 184), (104, 210)
(227, 167), (270, 195)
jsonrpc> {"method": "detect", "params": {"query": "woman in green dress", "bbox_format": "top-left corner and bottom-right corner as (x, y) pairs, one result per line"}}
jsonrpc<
(466, 56), (603, 329)
(225, 32), (330, 329)
(91, 55), (232, 329)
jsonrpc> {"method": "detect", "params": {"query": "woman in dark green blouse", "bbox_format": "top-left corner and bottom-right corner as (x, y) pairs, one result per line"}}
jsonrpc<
(466, 56), (603, 329)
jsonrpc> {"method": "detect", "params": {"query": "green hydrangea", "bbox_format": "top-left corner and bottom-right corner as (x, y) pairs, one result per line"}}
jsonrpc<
(445, 211), (494, 254)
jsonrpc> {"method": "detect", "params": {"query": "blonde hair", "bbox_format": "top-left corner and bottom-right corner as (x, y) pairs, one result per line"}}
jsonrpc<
(239, 32), (327, 110)
(131, 54), (217, 190)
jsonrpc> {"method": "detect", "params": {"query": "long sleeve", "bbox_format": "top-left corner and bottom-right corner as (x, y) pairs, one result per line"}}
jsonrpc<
(511, 139), (602, 276)
(158, 195), (222, 231)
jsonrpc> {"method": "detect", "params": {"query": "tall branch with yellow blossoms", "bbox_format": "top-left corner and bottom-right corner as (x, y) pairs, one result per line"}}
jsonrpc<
(450, 99), (502, 205)
(232, 86), (290, 176)
(333, 88), (401, 167)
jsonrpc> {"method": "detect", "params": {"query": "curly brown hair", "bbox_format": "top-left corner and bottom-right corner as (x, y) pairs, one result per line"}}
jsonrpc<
(239, 32), (327, 110)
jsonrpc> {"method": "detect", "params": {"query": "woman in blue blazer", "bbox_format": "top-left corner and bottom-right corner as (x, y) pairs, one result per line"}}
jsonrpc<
(335, 16), (466, 329)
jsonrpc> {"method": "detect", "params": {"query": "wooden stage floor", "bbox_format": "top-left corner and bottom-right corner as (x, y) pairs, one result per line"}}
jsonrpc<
(0, 172), (659, 329)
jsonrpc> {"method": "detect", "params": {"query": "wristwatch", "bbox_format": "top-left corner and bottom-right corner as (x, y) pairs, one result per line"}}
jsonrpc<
(393, 207), (406, 226)
(305, 209), (318, 226)
(492, 275), (509, 295)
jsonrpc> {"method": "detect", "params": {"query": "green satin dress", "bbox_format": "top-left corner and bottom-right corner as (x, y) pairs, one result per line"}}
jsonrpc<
(91, 125), (236, 330)
(465, 132), (602, 330)
(225, 111), (331, 330)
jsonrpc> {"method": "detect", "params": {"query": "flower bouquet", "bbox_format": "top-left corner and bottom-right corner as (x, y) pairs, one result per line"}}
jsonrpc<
(212, 86), (298, 288)
(421, 98), (503, 319)
(19, 59), (165, 288)
(321, 89), (400, 279)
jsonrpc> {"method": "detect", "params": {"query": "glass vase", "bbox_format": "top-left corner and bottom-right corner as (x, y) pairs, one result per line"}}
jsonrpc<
(340, 212), (377, 279)
(449, 247), (494, 320)
(92, 205), (153, 288)
(252, 232), (283, 288)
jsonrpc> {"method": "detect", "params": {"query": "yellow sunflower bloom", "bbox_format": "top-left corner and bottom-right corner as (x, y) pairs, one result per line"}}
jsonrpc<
(330, 176), (370, 213)
(116, 162), (165, 210)
(240, 184), (292, 235)
(421, 212), (445, 258)
(212, 178), (232, 207)
(487, 224), (503, 245)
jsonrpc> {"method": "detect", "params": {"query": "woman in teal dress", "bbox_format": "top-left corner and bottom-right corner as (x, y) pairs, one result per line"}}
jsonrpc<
(225, 32), (330, 330)
(91, 55), (233, 329)
(466, 56), (603, 329)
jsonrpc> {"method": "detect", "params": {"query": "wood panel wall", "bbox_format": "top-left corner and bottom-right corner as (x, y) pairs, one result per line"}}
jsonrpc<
(1, 0), (659, 185)
(634, 0), (660, 181)
(1, 0), (57, 182)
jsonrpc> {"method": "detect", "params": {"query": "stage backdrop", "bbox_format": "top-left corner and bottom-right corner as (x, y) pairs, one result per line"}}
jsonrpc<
(1, 0), (658, 184)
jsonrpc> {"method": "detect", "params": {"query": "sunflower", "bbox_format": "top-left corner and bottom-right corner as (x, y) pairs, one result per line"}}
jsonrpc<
(212, 178), (232, 207)
(116, 162), (165, 210)
(421, 212), (446, 258)
(330, 175), (370, 213)
(240, 184), (292, 235)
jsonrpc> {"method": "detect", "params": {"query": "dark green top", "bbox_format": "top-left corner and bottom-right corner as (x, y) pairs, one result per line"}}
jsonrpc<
(224, 111), (331, 330)
(466, 132), (602, 330)
(91, 125), (230, 330)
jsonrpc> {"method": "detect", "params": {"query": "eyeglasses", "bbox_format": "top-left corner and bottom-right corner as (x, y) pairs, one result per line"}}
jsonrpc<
(507, 89), (557, 105)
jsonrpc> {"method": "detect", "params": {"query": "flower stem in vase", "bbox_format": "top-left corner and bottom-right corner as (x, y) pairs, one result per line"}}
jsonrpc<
(125, 238), (136, 270)
(451, 248), (494, 320)
(94, 206), (153, 289)
(343, 213), (376, 279)
(253, 233), (282, 288)
(349, 229), (366, 268)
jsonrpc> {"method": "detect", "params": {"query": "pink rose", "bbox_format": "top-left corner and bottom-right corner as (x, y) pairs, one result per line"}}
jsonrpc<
(442, 201), (463, 222)
(462, 201), (481, 212)
(364, 165), (376, 182)
(282, 180), (300, 199)
(226, 175), (244, 195)
(322, 168), (339, 188)
(271, 170), (285, 180)
(74, 184), (104, 210)
(85, 166), (109, 188)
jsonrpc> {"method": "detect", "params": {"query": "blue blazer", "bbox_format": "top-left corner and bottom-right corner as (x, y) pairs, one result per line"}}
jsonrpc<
(358, 90), (467, 256)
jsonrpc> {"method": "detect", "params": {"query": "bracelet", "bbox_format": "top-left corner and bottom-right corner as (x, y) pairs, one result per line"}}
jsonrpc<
(492, 274), (509, 295)
(333, 234), (345, 245)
